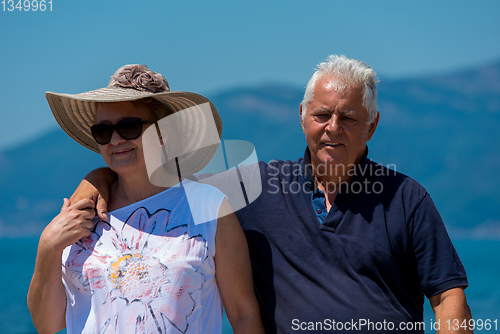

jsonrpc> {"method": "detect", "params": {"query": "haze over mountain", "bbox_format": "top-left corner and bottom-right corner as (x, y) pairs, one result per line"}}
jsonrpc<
(1, 61), (499, 238)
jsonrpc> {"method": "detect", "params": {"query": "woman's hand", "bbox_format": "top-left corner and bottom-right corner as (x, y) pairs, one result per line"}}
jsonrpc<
(39, 198), (96, 253)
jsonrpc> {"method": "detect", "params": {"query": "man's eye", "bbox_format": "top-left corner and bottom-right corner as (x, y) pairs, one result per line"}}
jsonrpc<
(341, 115), (357, 123)
(313, 114), (330, 121)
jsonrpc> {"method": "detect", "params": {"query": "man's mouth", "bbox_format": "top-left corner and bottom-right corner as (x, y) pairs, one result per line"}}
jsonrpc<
(323, 142), (342, 147)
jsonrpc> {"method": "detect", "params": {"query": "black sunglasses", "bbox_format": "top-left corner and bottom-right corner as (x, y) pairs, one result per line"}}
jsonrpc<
(91, 117), (150, 145)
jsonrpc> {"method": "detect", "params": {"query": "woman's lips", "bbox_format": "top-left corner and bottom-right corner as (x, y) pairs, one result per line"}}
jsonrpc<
(112, 148), (134, 156)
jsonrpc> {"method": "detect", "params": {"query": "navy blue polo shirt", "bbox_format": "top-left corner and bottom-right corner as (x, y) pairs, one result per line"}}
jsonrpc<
(237, 148), (468, 334)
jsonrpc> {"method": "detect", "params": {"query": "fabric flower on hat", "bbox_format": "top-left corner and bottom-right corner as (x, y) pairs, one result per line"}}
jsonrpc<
(109, 64), (170, 93)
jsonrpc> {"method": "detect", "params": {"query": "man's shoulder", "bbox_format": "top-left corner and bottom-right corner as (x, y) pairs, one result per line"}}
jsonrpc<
(366, 159), (428, 203)
(367, 159), (423, 184)
(259, 157), (303, 177)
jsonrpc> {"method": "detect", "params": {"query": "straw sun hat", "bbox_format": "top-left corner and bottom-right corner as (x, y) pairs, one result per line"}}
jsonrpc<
(46, 64), (222, 176)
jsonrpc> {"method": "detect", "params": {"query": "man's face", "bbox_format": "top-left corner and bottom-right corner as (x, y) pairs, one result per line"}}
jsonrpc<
(300, 76), (379, 177)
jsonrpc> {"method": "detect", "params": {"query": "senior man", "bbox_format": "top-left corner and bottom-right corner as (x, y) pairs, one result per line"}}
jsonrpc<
(70, 55), (472, 333)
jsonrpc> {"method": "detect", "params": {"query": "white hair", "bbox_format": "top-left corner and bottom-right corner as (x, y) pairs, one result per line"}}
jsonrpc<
(301, 55), (379, 123)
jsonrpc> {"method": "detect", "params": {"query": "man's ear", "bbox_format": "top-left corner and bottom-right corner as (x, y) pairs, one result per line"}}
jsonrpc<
(367, 112), (379, 141)
(300, 103), (306, 133)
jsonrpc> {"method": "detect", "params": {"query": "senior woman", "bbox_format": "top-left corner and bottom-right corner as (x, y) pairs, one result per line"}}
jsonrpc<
(27, 65), (264, 334)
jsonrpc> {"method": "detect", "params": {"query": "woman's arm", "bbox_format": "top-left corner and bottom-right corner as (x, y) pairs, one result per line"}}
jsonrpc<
(215, 199), (265, 334)
(70, 167), (116, 221)
(27, 198), (95, 334)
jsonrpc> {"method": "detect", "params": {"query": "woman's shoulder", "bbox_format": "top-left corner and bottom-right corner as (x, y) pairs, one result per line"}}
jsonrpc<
(182, 179), (226, 198)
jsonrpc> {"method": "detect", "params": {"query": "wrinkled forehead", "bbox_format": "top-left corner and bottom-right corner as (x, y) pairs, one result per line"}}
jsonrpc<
(311, 76), (365, 107)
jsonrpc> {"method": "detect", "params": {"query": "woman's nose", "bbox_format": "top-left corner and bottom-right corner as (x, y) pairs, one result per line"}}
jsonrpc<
(108, 129), (126, 145)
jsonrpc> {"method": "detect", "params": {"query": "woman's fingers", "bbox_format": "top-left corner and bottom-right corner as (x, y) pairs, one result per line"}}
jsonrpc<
(96, 194), (108, 221)
(43, 198), (97, 250)
(71, 198), (96, 211)
(61, 198), (71, 209)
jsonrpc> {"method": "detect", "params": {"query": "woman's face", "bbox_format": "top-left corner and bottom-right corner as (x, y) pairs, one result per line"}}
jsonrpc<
(95, 101), (151, 177)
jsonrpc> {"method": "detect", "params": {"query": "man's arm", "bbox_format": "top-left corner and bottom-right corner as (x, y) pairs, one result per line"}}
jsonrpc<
(429, 287), (473, 334)
(215, 199), (265, 334)
(70, 167), (116, 221)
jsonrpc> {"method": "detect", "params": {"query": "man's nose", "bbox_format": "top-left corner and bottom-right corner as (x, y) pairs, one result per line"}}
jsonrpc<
(326, 114), (342, 133)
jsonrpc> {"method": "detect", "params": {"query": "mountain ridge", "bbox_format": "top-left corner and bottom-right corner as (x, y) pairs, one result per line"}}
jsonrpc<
(1, 61), (499, 237)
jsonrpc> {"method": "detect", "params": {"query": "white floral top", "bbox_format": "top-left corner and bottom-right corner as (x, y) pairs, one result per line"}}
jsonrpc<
(61, 181), (225, 333)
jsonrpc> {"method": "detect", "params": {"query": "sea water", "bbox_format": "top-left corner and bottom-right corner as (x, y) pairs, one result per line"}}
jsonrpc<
(1, 238), (499, 334)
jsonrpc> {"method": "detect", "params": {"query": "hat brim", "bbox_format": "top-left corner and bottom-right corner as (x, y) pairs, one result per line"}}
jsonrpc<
(46, 87), (222, 175)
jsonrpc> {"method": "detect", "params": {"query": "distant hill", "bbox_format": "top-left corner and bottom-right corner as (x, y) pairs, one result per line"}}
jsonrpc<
(1, 61), (499, 237)
(373, 62), (500, 234)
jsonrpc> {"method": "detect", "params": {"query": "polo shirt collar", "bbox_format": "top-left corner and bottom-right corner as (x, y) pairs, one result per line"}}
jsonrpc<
(300, 146), (370, 188)
(299, 147), (370, 230)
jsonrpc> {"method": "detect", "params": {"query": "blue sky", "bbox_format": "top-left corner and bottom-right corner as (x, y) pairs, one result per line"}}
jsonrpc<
(1, 0), (499, 150)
